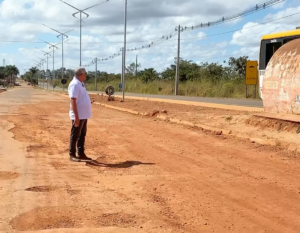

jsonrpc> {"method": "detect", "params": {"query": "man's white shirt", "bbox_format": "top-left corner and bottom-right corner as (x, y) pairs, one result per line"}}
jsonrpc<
(68, 77), (92, 120)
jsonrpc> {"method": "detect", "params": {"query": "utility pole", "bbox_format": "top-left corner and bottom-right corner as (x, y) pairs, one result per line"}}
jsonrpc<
(59, 0), (109, 66)
(175, 25), (181, 96)
(122, 0), (128, 102)
(120, 48), (124, 91)
(94, 57), (98, 91)
(43, 24), (73, 91)
(136, 55), (138, 80)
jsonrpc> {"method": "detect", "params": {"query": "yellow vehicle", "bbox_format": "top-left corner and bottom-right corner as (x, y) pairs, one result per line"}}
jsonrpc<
(259, 28), (300, 99)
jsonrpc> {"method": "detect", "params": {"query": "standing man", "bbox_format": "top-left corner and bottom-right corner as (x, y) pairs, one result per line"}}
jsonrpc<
(68, 67), (93, 162)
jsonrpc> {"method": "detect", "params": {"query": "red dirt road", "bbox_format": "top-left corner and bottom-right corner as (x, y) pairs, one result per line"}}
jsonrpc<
(1, 86), (300, 233)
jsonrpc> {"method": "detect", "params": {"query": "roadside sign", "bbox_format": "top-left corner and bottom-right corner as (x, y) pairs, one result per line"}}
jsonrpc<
(246, 61), (258, 85)
(61, 79), (67, 85)
(119, 83), (122, 89)
(106, 86), (115, 96)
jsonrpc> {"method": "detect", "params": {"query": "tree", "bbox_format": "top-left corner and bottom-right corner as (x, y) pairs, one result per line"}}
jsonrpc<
(99, 71), (109, 82)
(206, 63), (224, 82)
(28, 67), (39, 85)
(178, 60), (199, 82)
(161, 67), (175, 80)
(228, 56), (248, 76)
(65, 69), (74, 79)
(0, 66), (8, 86)
(141, 68), (158, 83)
(29, 67), (38, 76)
(161, 59), (199, 81)
(126, 62), (141, 78)
(22, 69), (38, 85)
(0, 66), (8, 80)
(5, 65), (19, 85)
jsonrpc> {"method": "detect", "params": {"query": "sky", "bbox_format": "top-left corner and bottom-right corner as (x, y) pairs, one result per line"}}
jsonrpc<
(0, 0), (300, 75)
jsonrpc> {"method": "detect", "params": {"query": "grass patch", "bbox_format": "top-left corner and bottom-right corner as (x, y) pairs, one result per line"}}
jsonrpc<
(85, 79), (259, 99)
(46, 77), (260, 99)
(226, 116), (233, 121)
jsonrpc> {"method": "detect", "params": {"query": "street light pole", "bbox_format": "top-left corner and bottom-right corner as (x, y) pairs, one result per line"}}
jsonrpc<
(80, 12), (82, 65)
(42, 24), (73, 91)
(122, 0), (128, 102)
(36, 48), (51, 90)
(34, 62), (42, 86)
(33, 62), (41, 86)
(34, 56), (46, 88)
(59, 0), (109, 66)
(35, 47), (51, 71)
(33, 56), (46, 68)
(39, 39), (61, 89)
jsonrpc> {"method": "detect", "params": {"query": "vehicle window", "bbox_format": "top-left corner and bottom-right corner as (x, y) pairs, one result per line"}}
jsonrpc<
(265, 42), (282, 68)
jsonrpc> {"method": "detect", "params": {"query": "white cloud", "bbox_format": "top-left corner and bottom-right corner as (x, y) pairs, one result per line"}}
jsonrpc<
(264, 6), (300, 24)
(197, 32), (207, 38)
(231, 22), (285, 47)
(0, 0), (298, 74)
(230, 5), (300, 61)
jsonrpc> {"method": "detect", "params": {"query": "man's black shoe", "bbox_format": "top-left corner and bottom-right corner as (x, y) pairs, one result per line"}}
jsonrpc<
(70, 155), (81, 162)
(78, 154), (93, 162)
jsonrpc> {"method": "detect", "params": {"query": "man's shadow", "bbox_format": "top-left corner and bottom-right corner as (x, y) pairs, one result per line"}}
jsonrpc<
(86, 160), (155, 168)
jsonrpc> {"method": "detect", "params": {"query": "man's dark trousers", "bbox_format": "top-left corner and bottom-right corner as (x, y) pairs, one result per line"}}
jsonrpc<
(69, 119), (87, 156)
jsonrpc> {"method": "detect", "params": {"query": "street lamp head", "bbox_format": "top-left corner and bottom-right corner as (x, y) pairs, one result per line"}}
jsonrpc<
(59, 0), (110, 67)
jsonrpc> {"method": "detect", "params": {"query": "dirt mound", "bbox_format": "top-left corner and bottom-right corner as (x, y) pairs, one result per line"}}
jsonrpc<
(246, 116), (299, 133)
(0, 171), (20, 180)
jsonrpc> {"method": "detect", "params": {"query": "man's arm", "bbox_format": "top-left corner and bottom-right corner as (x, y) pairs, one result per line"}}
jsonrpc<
(70, 98), (79, 127)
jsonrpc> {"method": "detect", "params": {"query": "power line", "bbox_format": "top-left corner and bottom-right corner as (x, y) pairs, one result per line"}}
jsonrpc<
(184, 0), (285, 30)
(18, 9), (300, 71)
(3, 10), (299, 46)
(125, 0), (285, 50)
(84, 10), (298, 65)
(89, 0), (285, 63)
(134, 23), (288, 54)
(180, 11), (300, 41)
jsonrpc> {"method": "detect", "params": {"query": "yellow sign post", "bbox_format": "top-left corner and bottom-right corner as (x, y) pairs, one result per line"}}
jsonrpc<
(245, 61), (258, 98)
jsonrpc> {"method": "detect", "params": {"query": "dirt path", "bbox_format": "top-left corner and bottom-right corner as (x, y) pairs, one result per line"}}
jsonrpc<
(1, 86), (300, 233)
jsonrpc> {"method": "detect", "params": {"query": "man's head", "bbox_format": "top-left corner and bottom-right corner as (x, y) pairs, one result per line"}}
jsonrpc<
(74, 67), (87, 82)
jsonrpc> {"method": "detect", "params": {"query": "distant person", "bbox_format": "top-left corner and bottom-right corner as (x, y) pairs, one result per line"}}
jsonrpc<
(68, 67), (93, 162)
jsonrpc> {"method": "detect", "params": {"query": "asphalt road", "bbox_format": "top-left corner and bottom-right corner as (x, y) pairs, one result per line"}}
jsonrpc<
(103, 92), (263, 108)
(39, 83), (263, 108)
